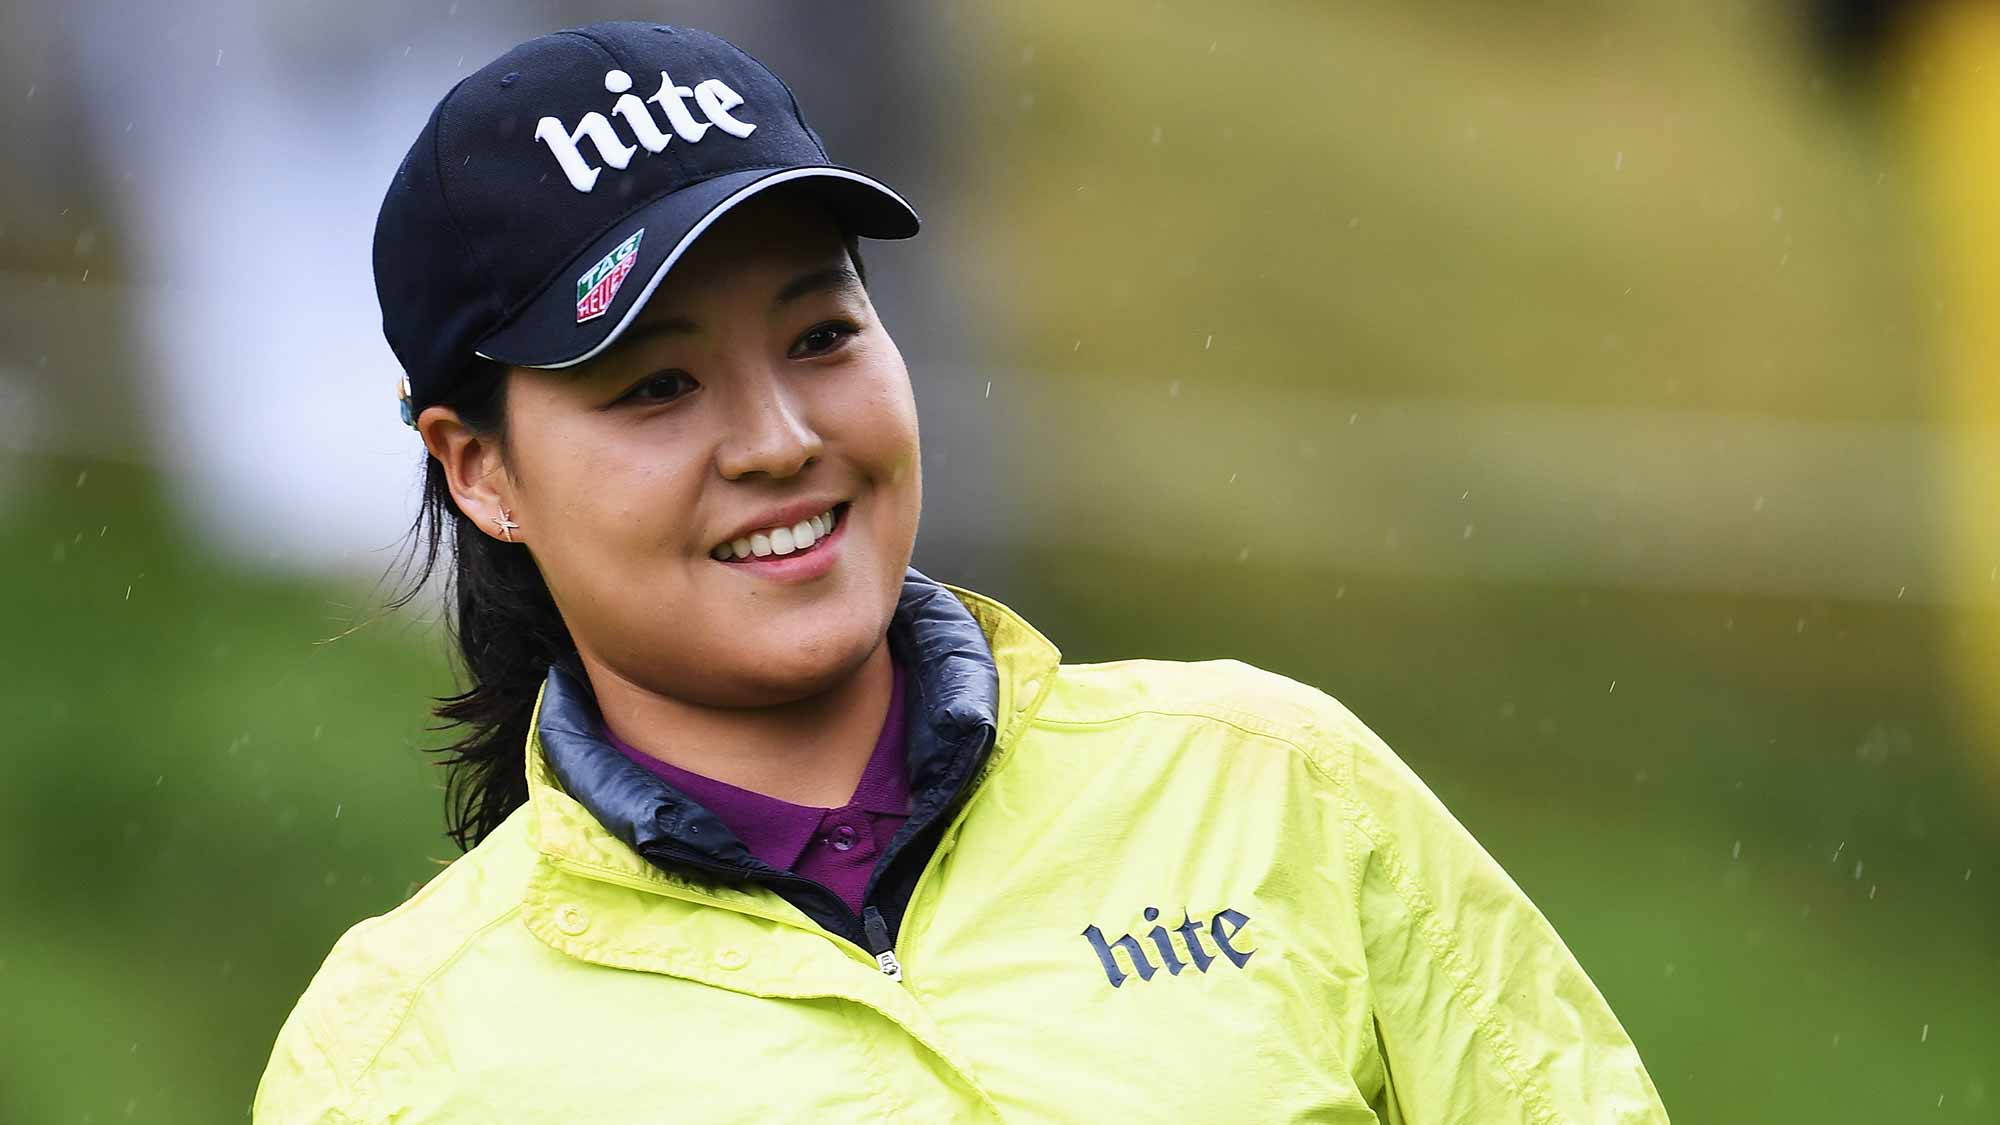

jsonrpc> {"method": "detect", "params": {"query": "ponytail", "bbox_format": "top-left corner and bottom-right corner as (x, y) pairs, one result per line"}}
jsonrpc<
(388, 368), (575, 850)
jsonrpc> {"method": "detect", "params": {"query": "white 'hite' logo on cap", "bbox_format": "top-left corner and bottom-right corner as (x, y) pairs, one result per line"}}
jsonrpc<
(534, 69), (756, 193)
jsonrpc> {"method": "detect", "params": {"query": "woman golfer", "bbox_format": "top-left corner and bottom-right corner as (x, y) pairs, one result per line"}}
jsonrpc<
(257, 21), (1666, 1123)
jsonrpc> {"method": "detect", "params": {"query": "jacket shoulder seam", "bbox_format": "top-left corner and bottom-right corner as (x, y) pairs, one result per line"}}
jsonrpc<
(1336, 759), (1560, 1123)
(348, 903), (526, 1091)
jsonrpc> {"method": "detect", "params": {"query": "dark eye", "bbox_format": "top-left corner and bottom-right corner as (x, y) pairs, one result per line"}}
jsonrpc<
(618, 371), (696, 407)
(793, 319), (859, 357)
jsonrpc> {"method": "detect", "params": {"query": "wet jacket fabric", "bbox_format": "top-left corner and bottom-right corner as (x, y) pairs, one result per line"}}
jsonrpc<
(255, 569), (1669, 1123)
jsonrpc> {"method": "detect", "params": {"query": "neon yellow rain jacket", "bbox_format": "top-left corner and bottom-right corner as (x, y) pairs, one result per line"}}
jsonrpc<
(256, 573), (1668, 1122)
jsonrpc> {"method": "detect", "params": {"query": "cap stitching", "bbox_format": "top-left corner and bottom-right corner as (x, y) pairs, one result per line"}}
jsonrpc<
(413, 72), (506, 408)
(769, 68), (832, 162)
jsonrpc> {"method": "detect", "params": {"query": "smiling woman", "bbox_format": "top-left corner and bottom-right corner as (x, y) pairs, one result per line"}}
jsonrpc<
(255, 20), (1668, 1124)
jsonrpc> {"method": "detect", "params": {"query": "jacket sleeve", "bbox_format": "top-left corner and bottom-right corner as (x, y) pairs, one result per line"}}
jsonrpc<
(252, 995), (363, 1124)
(1336, 716), (1670, 1124)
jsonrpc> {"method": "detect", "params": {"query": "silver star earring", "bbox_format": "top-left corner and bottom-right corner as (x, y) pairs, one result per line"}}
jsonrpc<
(492, 506), (520, 543)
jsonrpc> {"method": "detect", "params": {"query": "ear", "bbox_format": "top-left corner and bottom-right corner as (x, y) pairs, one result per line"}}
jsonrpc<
(417, 403), (519, 544)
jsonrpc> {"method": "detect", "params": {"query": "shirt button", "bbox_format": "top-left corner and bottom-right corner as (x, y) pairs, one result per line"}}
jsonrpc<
(716, 948), (749, 970)
(830, 824), (858, 852)
(554, 905), (589, 936)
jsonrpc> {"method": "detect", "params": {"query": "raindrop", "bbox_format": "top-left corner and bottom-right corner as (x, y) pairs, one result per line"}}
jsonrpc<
(1204, 334), (1213, 350)
(1853, 860), (1864, 879)
(215, 49), (223, 67)
(1462, 524), (1474, 540)
(75, 470), (87, 487)
(1921, 1024), (1929, 1042)
(1608, 679), (1617, 694)
(983, 380), (991, 399)
(1168, 380), (1180, 398)
(1071, 340), (1080, 352)
(1896, 585), (1907, 599)
(1236, 546), (1250, 562)
(1732, 840), (1741, 859)
(1150, 125), (1162, 145)
(1614, 151), (1624, 171)
(334, 803), (342, 819)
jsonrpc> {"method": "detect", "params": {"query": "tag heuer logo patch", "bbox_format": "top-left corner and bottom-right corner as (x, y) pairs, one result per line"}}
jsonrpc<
(576, 229), (644, 323)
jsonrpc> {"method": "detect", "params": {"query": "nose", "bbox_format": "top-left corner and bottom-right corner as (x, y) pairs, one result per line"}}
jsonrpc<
(713, 368), (824, 481)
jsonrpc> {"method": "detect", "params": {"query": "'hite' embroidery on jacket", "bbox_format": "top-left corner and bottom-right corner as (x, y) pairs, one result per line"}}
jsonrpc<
(1082, 907), (1255, 987)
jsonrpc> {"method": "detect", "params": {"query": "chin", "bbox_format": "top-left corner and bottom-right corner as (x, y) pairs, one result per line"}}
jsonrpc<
(729, 622), (883, 701)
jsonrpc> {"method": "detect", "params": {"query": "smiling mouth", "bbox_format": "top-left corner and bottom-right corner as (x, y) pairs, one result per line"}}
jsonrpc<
(710, 501), (851, 563)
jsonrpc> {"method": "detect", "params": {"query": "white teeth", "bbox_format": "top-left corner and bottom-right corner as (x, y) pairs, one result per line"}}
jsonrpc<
(714, 505), (842, 561)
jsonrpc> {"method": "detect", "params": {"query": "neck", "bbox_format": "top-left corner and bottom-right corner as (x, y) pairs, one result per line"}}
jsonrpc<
(581, 639), (896, 808)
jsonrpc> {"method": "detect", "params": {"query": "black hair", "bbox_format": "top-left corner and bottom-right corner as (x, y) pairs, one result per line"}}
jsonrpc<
(391, 229), (868, 851)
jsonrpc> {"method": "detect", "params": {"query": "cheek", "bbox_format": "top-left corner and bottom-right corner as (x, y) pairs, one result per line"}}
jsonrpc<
(836, 359), (920, 469)
(517, 432), (707, 581)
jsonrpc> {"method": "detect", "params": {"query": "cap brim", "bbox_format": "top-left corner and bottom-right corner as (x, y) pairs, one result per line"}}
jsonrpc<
(474, 164), (919, 370)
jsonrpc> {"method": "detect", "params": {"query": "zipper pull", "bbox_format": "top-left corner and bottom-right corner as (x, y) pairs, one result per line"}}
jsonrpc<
(862, 905), (903, 981)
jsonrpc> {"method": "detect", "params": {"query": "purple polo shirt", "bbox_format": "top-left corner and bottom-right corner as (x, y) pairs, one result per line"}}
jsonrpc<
(601, 655), (911, 918)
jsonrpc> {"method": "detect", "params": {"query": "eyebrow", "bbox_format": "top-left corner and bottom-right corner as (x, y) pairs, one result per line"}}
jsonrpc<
(609, 263), (865, 351)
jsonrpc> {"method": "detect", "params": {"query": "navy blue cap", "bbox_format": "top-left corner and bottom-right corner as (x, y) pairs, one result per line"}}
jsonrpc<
(375, 21), (920, 425)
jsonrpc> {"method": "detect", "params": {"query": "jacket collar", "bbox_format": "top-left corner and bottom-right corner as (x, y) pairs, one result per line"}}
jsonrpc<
(523, 568), (1060, 893)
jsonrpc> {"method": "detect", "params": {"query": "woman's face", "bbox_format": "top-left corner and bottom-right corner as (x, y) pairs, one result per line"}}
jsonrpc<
(487, 192), (920, 708)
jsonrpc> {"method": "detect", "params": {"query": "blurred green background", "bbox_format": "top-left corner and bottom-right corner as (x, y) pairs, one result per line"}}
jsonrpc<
(3, 1), (1996, 1121)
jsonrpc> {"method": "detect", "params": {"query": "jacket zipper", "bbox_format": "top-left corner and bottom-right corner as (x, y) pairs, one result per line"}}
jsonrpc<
(862, 905), (902, 981)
